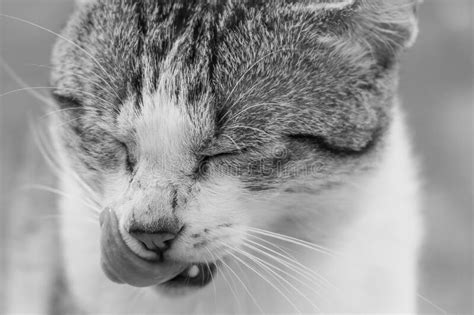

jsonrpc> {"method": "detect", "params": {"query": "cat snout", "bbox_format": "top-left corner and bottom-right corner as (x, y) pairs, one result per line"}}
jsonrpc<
(129, 220), (184, 255)
(131, 231), (176, 254)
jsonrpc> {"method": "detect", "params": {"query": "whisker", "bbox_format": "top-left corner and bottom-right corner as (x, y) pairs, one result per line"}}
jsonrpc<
(220, 243), (302, 314)
(25, 63), (120, 101)
(39, 107), (83, 120)
(1, 86), (118, 109)
(23, 184), (100, 216)
(38, 214), (98, 226)
(215, 258), (242, 313)
(53, 115), (84, 130)
(203, 248), (218, 313)
(30, 118), (62, 177)
(221, 134), (243, 152)
(247, 227), (340, 257)
(243, 240), (326, 291)
(222, 81), (263, 117)
(236, 245), (321, 312)
(0, 57), (55, 108)
(31, 119), (101, 204)
(243, 235), (338, 291)
(242, 242), (328, 303)
(226, 102), (293, 124)
(417, 293), (449, 315)
(232, 255), (252, 288)
(227, 226), (336, 291)
(217, 251), (265, 315)
(0, 14), (122, 102)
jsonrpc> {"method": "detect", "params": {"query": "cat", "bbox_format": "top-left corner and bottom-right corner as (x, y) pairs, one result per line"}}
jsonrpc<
(49, 0), (423, 313)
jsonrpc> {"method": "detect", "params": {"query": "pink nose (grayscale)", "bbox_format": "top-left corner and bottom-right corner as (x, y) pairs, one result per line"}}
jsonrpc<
(131, 231), (177, 254)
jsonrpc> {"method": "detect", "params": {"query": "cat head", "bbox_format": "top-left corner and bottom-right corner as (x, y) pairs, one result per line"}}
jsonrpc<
(51, 0), (420, 293)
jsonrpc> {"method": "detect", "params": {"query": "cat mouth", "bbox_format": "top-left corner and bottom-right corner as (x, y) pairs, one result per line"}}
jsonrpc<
(161, 262), (217, 288)
(100, 209), (217, 289)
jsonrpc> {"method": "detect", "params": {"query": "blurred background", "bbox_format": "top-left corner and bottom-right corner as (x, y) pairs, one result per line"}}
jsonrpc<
(0, 0), (472, 314)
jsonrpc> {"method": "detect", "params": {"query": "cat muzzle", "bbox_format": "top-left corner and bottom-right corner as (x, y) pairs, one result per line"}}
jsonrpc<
(99, 209), (216, 289)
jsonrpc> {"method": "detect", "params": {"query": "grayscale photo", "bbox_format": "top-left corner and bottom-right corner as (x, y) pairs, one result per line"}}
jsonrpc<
(0, 0), (472, 314)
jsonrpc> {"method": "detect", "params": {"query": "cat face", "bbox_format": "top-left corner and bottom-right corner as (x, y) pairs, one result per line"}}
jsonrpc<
(51, 0), (419, 292)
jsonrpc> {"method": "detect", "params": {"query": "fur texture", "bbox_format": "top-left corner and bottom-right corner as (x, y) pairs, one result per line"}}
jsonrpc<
(50, 0), (422, 313)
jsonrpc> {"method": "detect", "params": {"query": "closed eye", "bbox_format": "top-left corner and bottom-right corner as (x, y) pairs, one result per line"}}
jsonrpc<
(121, 142), (137, 174)
(287, 134), (375, 156)
(51, 92), (82, 110)
(193, 149), (246, 179)
(203, 150), (244, 160)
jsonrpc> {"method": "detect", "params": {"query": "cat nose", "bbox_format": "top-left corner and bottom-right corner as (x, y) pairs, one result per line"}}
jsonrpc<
(127, 216), (183, 255)
(130, 231), (178, 254)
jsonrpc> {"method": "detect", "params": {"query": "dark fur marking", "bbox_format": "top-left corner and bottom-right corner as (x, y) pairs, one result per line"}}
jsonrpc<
(171, 188), (178, 210)
(245, 184), (275, 192)
(193, 241), (207, 248)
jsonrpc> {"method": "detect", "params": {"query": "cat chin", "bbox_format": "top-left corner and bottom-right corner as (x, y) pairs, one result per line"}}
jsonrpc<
(152, 263), (217, 297)
(153, 285), (199, 298)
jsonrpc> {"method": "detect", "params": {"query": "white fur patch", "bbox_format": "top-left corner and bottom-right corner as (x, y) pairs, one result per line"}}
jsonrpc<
(136, 86), (192, 168)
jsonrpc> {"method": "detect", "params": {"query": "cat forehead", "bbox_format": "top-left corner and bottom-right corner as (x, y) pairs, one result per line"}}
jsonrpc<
(55, 0), (360, 111)
(53, 0), (419, 153)
(74, 0), (356, 11)
(133, 90), (196, 162)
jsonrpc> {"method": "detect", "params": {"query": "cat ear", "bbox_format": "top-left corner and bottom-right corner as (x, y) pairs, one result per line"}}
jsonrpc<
(292, 0), (421, 51)
(353, 0), (421, 50)
(75, 0), (96, 6)
(291, 0), (356, 11)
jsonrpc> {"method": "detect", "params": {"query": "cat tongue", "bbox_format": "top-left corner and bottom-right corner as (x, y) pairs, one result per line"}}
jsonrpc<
(100, 209), (187, 287)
